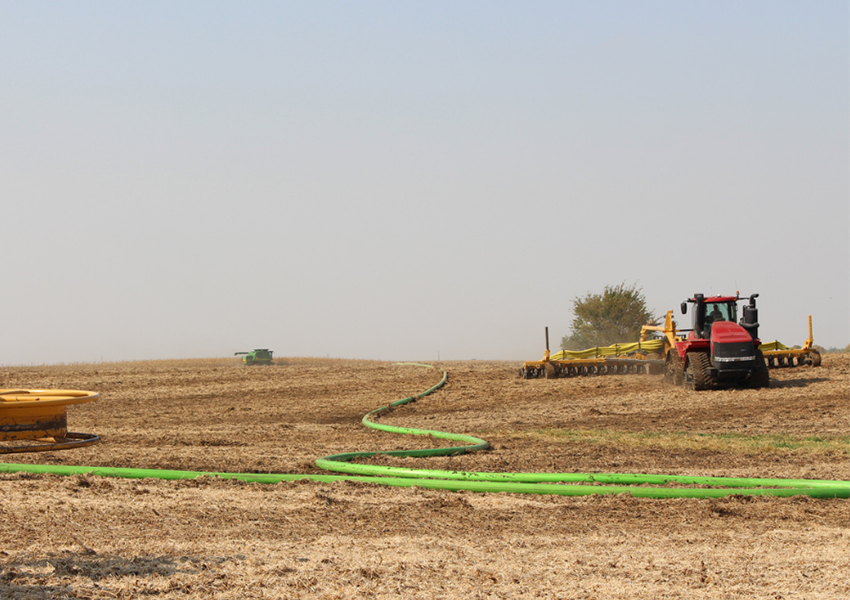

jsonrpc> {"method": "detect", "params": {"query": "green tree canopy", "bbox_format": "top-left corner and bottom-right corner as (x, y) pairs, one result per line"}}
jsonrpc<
(560, 283), (657, 351)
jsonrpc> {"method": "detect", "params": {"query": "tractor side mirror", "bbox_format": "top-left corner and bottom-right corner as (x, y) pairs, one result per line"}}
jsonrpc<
(680, 302), (688, 315)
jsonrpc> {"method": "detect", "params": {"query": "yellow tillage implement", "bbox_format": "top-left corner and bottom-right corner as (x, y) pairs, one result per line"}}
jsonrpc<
(760, 316), (821, 368)
(519, 328), (665, 379)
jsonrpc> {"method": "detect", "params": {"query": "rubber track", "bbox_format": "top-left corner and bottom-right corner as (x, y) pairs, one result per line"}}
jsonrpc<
(686, 352), (713, 391)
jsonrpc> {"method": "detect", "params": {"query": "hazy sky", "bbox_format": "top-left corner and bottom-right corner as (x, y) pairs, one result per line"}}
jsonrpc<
(2, 1), (848, 365)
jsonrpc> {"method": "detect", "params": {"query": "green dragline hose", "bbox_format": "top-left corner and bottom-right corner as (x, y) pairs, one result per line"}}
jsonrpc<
(1, 363), (847, 499)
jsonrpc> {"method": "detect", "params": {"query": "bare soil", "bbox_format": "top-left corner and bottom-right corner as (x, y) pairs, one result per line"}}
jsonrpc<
(1, 355), (848, 599)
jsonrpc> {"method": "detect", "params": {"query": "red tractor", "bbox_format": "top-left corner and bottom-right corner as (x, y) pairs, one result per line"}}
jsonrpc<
(664, 293), (769, 390)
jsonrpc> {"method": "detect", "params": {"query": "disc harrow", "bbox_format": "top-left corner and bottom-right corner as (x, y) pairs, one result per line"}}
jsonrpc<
(760, 316), (821, 370)
(520, 357), (663, 379)
(519, 328), (664, 379)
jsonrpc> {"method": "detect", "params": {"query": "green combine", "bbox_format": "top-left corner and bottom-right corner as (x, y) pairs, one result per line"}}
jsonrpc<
(234, 349), (274, 365)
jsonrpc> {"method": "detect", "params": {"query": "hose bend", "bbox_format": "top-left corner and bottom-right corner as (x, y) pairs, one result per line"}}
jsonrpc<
(0, 363), (847, 499)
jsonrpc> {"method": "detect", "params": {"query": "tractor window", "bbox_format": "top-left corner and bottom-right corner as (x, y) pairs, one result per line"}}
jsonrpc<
(707, 302), (736, 322)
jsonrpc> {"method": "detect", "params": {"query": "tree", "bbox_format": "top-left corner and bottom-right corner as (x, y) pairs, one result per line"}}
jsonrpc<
(560, 283), (657, 350)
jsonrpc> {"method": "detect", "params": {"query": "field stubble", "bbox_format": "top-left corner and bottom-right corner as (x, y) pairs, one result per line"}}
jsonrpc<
(0, 355), (848, 599)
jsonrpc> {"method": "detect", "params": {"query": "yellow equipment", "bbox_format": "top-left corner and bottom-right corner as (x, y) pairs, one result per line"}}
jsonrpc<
(0, 389), (100, 453)
(760, 316), (821, 368)
(519, 327), (665, 379)
(639, 309), (695, 385)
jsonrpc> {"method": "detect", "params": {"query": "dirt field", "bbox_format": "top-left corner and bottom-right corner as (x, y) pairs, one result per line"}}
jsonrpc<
(1, 355), (848, 599)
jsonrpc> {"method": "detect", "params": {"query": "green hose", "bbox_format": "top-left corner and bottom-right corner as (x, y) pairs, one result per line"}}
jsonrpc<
(1, 363), (847, 499)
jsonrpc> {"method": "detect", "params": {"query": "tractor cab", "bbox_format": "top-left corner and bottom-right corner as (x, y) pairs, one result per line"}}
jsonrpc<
(681, 294), (738, 340)
(681, 293), (760, 342)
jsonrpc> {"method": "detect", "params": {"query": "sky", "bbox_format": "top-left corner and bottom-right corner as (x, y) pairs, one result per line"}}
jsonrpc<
(1, 1), (848, 365)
